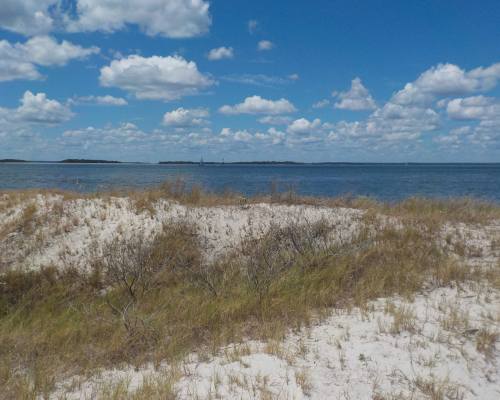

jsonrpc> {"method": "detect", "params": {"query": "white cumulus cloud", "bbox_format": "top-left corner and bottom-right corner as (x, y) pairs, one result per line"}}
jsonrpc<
(334, 78), (376, 111)
(162, 107), (210, 126)
(255, 128), (286, 145)
(312, 99), (330, 109)
(234, 130), (253, 142)
(67, 0), (211, 38)
(0, 91), (74, 147)
(257, 40), (274, 51)
(15, 91), (74, 124)
(99, 55), (215, 101)
(219, 96), (296, 115)
(0, 46), (40, 81)
(258, 116), (292, 125)
(1, 0), (211, 38)
(392, 62), (500, 106)
(61, 123), (149, 150)
(287, 118), (322, 134)
(217, 128), (253, 142)
(19, 36), (99, 66)
(0, 36), (99, 82)
(330, 102), (439, 143)
(444, 96), (500, 146)
(207, 46), (234, 60)
(433, 126), (472, 147)
(0, 0), (57, 36)
(69, 95), (128, 106)
(446, 96), (500, 120)
(0, 91), (73, 126)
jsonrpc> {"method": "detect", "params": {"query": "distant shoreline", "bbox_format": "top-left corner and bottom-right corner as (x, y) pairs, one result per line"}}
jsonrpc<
(59, 159), (121, 164)
(0, 159), (28, 163)
(159, 161), (301, 165)
(0, 159), (141, 164)
(1, 159), (499, 165)
(158, 161), (500, 166)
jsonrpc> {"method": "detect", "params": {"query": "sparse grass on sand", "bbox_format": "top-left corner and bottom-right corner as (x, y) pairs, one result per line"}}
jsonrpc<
(0, 182), (499, 399)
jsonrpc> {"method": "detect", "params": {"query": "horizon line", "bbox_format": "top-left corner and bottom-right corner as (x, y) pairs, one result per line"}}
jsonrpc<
(1, 159), (500, 165)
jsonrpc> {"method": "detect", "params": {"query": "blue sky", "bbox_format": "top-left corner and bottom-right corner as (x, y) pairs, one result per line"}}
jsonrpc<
(1, 0), (499, 162)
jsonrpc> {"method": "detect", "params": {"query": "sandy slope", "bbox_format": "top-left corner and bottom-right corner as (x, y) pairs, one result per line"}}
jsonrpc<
(0, 194), (362, 271)
(1, 194), (499, 399)
(52, 284), (500, 399)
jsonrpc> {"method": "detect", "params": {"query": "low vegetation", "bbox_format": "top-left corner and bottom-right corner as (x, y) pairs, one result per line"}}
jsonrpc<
(0, 183), (499, 399)
(2, 178), (500, 223)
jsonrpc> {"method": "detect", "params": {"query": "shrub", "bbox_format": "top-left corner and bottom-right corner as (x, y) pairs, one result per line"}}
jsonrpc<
(96, 222), (202, 337)
(240, 219), (333, 300)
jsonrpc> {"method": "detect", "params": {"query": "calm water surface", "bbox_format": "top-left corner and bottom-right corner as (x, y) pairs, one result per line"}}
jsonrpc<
(0, 163), (499, 201)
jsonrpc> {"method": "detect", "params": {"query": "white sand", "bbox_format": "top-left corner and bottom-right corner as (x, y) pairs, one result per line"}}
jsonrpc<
(0, 194), (362, 271)
(1, 194), (499, 399)
(52, 284), (500, 399)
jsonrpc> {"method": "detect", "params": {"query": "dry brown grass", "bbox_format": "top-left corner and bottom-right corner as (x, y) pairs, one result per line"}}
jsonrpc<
(0, 184), (499, 398)
(476, 328), (498, 359)
(386, 304), (418, 335)
(295, 368), (312, 396)
(0, 218), (479, 397)
(2, 180), (499, 225)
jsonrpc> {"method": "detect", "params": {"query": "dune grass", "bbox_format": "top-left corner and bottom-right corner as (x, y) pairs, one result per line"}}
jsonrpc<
(0, 216), (488, 398)
(2, 178), (500, 223)
(0, 184), (499, 398)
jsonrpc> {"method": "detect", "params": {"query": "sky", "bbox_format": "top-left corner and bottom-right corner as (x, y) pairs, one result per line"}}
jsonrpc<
(0, 0), (500, 162)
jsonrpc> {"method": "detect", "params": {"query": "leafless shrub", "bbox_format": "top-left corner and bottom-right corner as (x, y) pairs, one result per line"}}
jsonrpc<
(281, 218), (334, 257)
(155, 222), (223, 296)
(97, 232), (169, 339)
(96, 221), (207, 338)
(241, 219), (334, 299)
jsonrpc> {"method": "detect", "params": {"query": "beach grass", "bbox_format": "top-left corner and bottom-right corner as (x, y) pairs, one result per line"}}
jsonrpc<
(0, 183), (499, 398)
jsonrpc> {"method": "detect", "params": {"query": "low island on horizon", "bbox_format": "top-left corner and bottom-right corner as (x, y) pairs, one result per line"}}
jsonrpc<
(2, 159), (499, 165)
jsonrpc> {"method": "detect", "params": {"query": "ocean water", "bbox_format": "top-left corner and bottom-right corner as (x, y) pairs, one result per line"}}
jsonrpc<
(0, 163), (499, 201)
